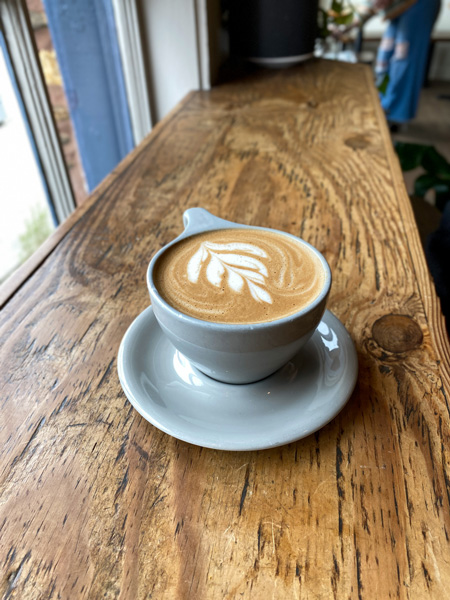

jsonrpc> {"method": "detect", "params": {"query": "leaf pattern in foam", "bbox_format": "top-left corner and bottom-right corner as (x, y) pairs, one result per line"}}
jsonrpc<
(187, 245), (208, 283)
(231, 267), (265, 284)
(211, 253), (268, 277)
(227, 268), (244, 292)
(247, 281), (272, 304)
(206, 255), (225, 287)
(186, 241), (273, 304)
(204, 242), (267, 257)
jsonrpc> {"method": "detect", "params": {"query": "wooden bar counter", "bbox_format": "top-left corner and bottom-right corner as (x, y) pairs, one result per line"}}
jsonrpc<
(1, 60), (449, 599)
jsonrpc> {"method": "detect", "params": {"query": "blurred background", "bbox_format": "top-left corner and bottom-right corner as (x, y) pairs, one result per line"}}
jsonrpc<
(1, 0), (449, 284)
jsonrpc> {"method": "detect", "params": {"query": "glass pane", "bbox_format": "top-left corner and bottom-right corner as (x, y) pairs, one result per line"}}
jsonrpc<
(0, 41), (55, 283)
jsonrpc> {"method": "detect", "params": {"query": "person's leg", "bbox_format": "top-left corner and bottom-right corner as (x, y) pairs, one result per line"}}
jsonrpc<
(375, 20), (397, 88)
(381, 0), (441, 123)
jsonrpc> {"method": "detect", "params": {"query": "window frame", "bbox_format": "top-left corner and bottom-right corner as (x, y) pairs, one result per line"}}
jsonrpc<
(0, 0), (75, 223)
(111, 0), (153, 144)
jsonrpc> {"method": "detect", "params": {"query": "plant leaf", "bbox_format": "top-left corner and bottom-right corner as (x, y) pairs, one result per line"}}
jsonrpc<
(332, 11), (354, 25)
(331, 0), (344, 12)
(395, 142), (427, 171)
(414, 173), (443, 197)
(377, 73), (389, 96)
(421, 146), (450, 179)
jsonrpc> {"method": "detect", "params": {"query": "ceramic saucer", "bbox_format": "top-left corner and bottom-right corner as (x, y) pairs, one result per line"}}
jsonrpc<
(117, 307), (358, 451)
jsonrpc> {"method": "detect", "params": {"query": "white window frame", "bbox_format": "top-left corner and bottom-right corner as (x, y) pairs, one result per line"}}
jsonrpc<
(111, 0), (153, 145)
(0, 0), (75, 222)
(112, 0), (211, 142)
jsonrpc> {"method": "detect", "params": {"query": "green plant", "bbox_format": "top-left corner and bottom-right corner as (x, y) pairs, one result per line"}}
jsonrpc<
(318, 1), (354, 39)
(18, 205), (53, 263)
(395, 142), (450, 211)
(377, 73), (389, 95)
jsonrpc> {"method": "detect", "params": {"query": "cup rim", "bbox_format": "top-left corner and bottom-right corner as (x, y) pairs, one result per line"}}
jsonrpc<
(147, 224), (331, 331)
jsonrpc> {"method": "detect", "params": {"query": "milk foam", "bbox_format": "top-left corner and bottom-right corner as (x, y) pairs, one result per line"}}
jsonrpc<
(153, 229), (325, 324)
(187, 241), (272, 303)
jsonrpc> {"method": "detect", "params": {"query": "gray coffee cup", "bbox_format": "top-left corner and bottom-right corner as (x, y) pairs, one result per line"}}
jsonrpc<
(147, 208), (331, 384)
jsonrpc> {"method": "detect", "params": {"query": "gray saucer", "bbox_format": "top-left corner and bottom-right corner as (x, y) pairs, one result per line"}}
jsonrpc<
(117, 307), (358, 451)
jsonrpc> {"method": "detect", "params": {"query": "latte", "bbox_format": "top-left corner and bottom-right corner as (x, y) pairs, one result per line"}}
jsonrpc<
(153, 228), (325, 324)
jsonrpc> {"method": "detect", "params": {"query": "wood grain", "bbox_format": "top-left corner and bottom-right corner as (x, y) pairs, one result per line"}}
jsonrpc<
(1, 59), (449, 599)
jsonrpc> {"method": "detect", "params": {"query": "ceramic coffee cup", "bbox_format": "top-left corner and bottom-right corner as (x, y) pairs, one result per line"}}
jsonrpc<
(147, 208), (331, 384)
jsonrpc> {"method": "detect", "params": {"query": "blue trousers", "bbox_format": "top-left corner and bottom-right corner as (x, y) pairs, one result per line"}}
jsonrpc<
(376, 0), (441, 123)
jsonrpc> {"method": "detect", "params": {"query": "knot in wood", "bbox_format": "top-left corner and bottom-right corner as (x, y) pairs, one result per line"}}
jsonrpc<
(344, 135), (369, 150)
(371, 314), (423, 353)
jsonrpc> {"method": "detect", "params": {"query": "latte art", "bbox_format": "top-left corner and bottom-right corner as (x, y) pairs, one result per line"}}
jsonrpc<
(187, 241), (272, 304)
(153, 229), (325, 324)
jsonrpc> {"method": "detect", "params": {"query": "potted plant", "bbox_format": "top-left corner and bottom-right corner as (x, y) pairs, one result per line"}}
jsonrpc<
(395, 142), (450, 211)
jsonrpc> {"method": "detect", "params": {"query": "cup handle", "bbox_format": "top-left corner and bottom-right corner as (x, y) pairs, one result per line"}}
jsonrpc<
(182, 208), (236, 235)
